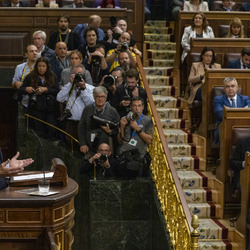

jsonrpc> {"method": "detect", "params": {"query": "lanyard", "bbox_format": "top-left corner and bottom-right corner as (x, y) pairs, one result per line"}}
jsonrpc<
(131, 114), (143, 137)
(21, 65), (33, 83)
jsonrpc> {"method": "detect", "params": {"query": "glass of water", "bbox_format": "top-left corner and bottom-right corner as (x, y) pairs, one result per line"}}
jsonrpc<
(38, 179), (50, 194)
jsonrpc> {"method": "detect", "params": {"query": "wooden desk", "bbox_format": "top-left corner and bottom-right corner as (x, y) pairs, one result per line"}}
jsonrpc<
(0, 178), (78, 250)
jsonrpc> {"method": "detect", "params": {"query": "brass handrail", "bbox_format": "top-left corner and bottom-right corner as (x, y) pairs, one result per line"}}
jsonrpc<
(137, 55), (199, 249)
(25, 114), (79, 153)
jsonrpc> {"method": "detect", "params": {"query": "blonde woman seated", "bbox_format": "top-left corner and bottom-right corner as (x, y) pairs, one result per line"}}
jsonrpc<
(35, 0), (58, 8)
(181, 12), (214, 63)
(186, 47), (221, 104)
(226, 17), (245, 38)
(183, 0), (209, 12)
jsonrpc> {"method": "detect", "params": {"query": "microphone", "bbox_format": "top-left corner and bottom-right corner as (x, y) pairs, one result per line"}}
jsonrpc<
(30, 129), (46, 180)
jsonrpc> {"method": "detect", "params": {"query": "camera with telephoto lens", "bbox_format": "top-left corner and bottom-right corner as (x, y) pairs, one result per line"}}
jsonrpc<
(121, 42), (129, 52)
(91, 55), (101, 65)
(103, 75), (117, 88)
(59, 109), (72, 122)
(73, 72), (85, 85)
(92, 115), (119, 129)
(126, 111), (139, 122)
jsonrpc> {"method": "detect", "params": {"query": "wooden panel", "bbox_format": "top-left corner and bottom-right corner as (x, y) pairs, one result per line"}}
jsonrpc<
(237, 152), (250, 236)
(7, 209), (43, 223)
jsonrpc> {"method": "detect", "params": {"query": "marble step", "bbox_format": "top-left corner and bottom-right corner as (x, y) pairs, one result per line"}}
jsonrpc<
(183, 188), (218, 203)
(144, 26), (173, 34)
(146, 59), (174, 67)
(144, 41), (176, 51)
(172, 156), (206, 171)
(157, 108), (189, 119)
(150, 85), (179, 97)
(168, 144), (196, 157)
(144, 20), (170, 27)
(147, 75), (173, 86)
(198, 241), (238, 250)
(164, 129), (192, 144)
(144, 33), (175, 43)
(198, 219), (228, 240)
(146, 50), (176, 60)
(153, 95), (179, 108)
(188, 202), (222, 219)
(144, 66), (173, 76)
(177, 170), (208, 188)
(160, 118), (190, 130)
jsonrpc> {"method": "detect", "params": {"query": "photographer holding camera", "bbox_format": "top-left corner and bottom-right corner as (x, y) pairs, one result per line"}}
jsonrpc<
(78, 86), (120, 156)
(105, 18), (136, 48)
(111, 68), (148, 118)
(85, 44), (110, 85)
(106, 32), (142, 71)
(79, 143), (118, 178)
(57, 64), (95, 139)
(100, 66), (125, 103)
(116, 96), (153, 178)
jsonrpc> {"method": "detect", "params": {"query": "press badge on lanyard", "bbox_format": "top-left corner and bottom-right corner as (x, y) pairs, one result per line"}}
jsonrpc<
(128, 114), (143, 146)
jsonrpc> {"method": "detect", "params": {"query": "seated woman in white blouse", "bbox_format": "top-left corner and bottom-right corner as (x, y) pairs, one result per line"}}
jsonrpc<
(183, 0), (209, 12)
(181, 12), (214, 63)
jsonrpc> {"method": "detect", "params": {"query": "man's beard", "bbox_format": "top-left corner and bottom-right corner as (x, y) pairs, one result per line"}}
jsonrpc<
(120, 62), (130, 72)
(60, 25), (68, 32)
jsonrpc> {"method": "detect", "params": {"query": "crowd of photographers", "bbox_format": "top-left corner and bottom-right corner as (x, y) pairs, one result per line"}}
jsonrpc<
(13, 14), (152, 179)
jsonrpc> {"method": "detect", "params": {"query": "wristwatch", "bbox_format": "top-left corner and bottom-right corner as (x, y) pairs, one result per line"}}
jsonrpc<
(137, 129), (142, 134)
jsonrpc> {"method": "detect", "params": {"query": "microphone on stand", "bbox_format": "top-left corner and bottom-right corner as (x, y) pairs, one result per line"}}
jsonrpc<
(30, 129), (46, 181)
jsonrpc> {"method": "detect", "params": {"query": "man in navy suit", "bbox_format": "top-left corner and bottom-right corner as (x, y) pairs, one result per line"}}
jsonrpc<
(4, 0), (28, 7)
(0, 149), (34, 191)
(228, 47), (250, 69)
(213, 77), (250, 143)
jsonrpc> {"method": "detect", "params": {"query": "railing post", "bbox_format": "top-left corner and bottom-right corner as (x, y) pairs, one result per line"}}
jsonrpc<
(191, 215), (200, 250)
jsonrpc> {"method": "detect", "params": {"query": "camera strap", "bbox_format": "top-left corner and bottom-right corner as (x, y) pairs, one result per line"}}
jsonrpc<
(131, 114), (143, 137)
(67, 86), (81, 110)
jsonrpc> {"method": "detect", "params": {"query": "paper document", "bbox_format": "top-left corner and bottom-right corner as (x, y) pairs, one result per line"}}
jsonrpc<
(13, 172), (54, 181)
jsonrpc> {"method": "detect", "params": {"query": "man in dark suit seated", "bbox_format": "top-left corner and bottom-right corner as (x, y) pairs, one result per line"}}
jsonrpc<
(228, 47), (250, 69)
(4, 0), (28, 7)
(230, 137), (250, 196)
(0, 150), (34, 191)
(216, 0), (233, 11)
(213, 77), (250, 143)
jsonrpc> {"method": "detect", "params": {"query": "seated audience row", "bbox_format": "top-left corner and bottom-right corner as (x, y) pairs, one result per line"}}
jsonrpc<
(2, 0), (121, 8)
(181, 12), (248, 62)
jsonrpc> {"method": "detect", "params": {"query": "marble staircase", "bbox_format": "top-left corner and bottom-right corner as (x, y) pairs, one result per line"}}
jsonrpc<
(143, 20), (244, 250)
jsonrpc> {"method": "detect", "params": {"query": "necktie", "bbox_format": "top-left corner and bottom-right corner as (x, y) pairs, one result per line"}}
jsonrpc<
(231, 98), (236, 107)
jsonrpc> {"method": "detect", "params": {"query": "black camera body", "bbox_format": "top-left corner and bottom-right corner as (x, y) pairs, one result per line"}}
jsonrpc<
(91, 55), (101, 65)
(73, 72), (85, 85)
(126, 111), (139, 122)
(121, 42), (129, 52)
(103, 75), (117, 88)
(59, 109), (72, 122)
(99, 153), (108, 163)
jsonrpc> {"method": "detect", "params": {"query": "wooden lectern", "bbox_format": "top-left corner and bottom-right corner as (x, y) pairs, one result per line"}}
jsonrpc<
(0, 158), (78, 250)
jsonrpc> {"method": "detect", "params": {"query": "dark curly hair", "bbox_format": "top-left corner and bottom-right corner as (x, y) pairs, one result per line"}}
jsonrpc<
(30, 57), (55, 88)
